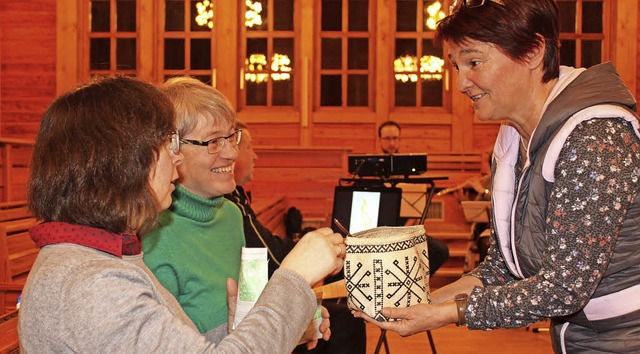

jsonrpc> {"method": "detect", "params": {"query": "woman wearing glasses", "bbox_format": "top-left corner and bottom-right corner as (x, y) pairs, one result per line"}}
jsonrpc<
(20, 76), (342, 352)
(355, 0), (640, 352)
(143, 77), (342, 350)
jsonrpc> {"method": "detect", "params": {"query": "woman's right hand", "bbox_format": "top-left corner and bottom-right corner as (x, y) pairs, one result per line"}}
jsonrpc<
(280, 227), (345, 285)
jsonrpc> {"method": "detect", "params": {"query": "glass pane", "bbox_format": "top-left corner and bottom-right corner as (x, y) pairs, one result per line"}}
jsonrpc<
(582, 40), (601, 68)
(423, 38), (441, 57)
(347, 38), (368, 69)
(274, 0), (294, 31)
(421, 38), (444, 106)
(322, 0), (342, 31)
(396, 0), (417, 32)
(557, 0), (576, 33)
(246, 81), (267, 106)
(246, 38), (268, 61)
(90, 38), (110, 70)
(395, 38), (417, 57)
(165, 0), (185, 31)
(421, 79), (442, 106)
(395, 80), (416, 106)
(246, 38), (268, 86)
(193, 0), (215, 30)
(191, 0), (213, 31)
(348, 0), (368, 31)
(164, 38), (185, 69)
(191, 39), (211, 69)
(117, 0), (136, 32)
(394, 39), (417, 93)
(322, 38), (342, 69)
(321, 75), (342, 106)
(274, 38), (294, 70)
(116, 38), (136, 69)
(273, 74), (293, 106)
(582, 1), (603, 34)
(423, 0), (446, 32)
(91, 0), (110, 32)
(347, 75), (368, 106)
(194, 75), (212, 85)
(559, 39), (575, 67)
(246, 0), (268, 30)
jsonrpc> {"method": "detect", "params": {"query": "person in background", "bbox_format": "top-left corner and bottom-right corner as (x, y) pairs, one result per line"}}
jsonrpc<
(378, 120), (451, 275)
(378, 120), (401, 154)
(20, 76), (343, 353)
(225, 120), (295, 277)
(143, 77), (341, 350)
(356, 1), (640, 352)
(225, 121), (367, 354)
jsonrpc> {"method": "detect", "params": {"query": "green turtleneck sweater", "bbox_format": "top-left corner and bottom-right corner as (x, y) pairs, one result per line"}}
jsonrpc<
(143, 185), (245, 334)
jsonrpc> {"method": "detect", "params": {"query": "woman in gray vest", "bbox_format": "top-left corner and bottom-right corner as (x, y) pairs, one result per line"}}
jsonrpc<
(354, 0), (640, 352)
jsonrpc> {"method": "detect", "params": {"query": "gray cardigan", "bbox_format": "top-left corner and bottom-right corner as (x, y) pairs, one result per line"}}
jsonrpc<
(19, 243), (316, 353)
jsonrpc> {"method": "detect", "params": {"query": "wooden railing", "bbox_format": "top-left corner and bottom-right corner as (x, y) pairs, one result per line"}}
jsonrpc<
(0, 137), (34, 203)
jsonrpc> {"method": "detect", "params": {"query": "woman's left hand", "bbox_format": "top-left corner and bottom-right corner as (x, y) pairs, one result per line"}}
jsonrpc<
(352, 302), (457, 336)
(305, 305), (331, 350)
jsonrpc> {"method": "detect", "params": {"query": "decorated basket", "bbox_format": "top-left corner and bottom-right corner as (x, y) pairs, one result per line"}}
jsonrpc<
(344, 225), (430, 320)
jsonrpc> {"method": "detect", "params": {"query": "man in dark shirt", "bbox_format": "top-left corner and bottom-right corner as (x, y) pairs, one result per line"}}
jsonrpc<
(225, 121), (366, 354)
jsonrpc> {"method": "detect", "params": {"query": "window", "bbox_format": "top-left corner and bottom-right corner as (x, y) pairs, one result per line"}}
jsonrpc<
(318, 0), (374, 108)
(557, 0), (608, 68)
(241, 0), (296, 107)
(85, 0), (137, 78)
(161, 0), (218, 84)
(393, 0), (448, 108)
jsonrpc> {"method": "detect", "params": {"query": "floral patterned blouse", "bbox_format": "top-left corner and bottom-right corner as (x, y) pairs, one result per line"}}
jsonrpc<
(465, 118), (640, 329)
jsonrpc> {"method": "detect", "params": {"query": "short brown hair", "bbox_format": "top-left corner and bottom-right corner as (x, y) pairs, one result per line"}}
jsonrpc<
(378, 120), (401, 137)
(435, 0), (560, 83)
(28, 76), (175, 234)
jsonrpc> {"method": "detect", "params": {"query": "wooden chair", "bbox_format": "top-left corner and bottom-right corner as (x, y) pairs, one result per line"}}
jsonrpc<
(0, 204), (39, 314)
(0, 309), (19, 353)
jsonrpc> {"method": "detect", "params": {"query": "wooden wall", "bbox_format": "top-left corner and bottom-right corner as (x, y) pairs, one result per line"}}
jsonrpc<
(1, 1), (638, 143)
(0, 1), (638, 218)
(0, 1), (56, 139)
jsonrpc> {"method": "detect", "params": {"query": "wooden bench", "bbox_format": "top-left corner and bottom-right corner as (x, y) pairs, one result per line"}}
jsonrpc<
(0, 309), (19, 354)
(0, 201), (39, 314)
(0, 202), (37, 354)
(252, 194), (290, 239)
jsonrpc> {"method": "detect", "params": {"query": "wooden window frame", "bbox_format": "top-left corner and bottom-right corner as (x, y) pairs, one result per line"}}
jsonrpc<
(313, 0), (377, 124)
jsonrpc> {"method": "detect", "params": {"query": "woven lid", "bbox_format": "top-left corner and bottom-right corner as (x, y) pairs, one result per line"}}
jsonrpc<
(346, 224), (425, 246)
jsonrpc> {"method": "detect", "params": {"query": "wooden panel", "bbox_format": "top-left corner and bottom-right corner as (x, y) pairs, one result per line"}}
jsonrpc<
(0, 0), (56, 140)
(6, 231), (36, 255)
(244, 123), (301, 147)
(312, 123), (376, 154)
(249, 146), (351, 221)
(0, 310), (19, 353)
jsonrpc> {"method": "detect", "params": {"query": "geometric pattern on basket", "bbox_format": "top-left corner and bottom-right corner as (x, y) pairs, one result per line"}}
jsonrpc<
(345, 233), (427, 254)
(345, 247), (428, 319)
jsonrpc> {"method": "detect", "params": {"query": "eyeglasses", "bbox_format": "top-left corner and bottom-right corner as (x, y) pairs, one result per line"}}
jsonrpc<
(449, 0), (501, 14)
(180, 129), (242, 154)
(167, 131), (181, 154)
